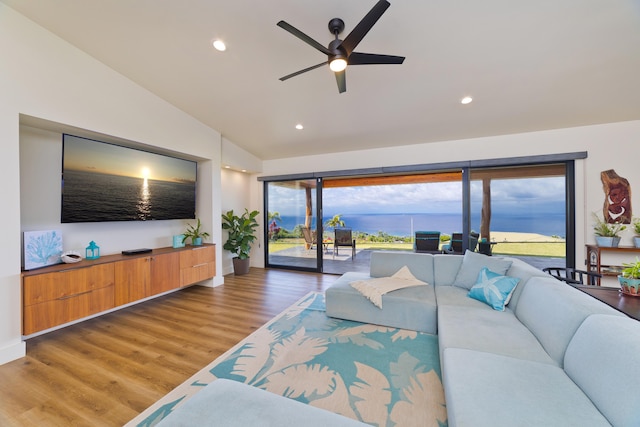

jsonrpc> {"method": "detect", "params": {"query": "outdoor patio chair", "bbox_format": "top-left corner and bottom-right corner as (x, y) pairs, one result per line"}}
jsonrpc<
(543, 267), (602, 286)
(414, 231), (441, 253)
(443, 232), (479, 254)
(301, 226), (317, 250)
(334, 228), (356, 259)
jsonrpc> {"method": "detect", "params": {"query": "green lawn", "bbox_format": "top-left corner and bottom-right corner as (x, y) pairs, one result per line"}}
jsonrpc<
(268, 238), (565, 258)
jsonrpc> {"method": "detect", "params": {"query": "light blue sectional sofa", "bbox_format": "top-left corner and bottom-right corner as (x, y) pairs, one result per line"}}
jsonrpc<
(326, 250), (640, 427)
(156, 378), (368, 427)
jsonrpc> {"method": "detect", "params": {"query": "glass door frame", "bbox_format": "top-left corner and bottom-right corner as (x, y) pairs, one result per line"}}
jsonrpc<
(259, 153), (583, 272)
(263, 178), (324, 273)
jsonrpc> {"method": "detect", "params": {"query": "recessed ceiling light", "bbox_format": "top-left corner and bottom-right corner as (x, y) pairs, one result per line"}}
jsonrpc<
(224, 165), (231, 169)
(461, 96), (473, 105)
(295, 124), (304, 130)
(241, 169), (247, 173)
(212, 40), (226, 51)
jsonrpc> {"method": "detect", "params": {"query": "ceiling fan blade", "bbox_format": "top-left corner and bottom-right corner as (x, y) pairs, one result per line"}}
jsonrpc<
(279, 62), (327, 81)
(340, 0), (390, 55)
(277, 21), (332, 55)
(348, 52), (405, 65)
(335, 70), (346, 93)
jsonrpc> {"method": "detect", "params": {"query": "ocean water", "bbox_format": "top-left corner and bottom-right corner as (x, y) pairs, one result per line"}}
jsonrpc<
(62, 170), (196, 222)
(276, 212), (566, 238)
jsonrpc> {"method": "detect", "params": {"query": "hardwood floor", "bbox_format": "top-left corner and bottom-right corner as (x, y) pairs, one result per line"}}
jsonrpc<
(0, 268), (337, 426)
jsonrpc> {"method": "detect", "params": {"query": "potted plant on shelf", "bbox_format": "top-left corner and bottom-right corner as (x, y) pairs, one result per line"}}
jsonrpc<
(182, 218), (210, 246)
(632, 217), (640, 248)
(619, 258), (640, 296)
(592, 212), (625, 247)
(221, 209), (260, 275)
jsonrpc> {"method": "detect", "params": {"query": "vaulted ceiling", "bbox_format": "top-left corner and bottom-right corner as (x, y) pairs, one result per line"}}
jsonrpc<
(4, 0), (640, 160)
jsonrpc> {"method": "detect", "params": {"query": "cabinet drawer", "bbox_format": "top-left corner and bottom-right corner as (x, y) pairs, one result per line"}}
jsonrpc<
(179, 246), (215, 268)
(23, 285), (115, 335)
(23, 263), (115, 306)
(180, 262), (215, 286)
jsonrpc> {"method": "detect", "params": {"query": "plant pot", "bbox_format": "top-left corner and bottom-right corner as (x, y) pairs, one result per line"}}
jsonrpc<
(596, 236), (621, 247)
(634, 236), (640, 248)
(618, 275), (640, 297)
(192, 237), (203, 246)
(232, 257), (251, 275)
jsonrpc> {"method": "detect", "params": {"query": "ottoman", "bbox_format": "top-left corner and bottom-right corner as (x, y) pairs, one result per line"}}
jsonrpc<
(325, 271), (438, 334)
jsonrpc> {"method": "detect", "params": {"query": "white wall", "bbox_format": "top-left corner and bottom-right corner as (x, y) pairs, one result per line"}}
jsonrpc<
(256, 120), (640, 280)
(220, 168), (264, 275)
(0, 4), (224, 364)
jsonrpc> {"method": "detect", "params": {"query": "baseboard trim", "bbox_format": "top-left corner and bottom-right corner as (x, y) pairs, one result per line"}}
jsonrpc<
(0, 340), (26, 365)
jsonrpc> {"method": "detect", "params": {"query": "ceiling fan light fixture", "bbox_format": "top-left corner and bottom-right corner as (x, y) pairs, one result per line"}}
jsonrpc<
(329, 58), (347, 72)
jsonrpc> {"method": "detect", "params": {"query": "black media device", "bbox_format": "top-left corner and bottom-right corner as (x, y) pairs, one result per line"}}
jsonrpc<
(122, 248), (153, 255)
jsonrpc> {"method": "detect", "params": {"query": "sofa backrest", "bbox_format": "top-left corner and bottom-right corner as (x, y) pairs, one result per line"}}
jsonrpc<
(432, 254), (464, 285)
(501, 257), (550, 310)
(564, 314), (640, 427)
(369, 251), (435, 284)
(515, 277), (624, 366)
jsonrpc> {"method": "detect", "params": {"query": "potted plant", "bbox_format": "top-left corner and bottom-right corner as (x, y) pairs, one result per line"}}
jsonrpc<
(592, 212), (625, 247)
(221, 209), (260, 275)
(182, 218), (210, 246)
(632, 217), (640, 248)
(619, 257), (640, 296)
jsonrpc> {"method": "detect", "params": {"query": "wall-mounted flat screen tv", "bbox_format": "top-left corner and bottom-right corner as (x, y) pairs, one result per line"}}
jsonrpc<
(62, 134), (197, 223)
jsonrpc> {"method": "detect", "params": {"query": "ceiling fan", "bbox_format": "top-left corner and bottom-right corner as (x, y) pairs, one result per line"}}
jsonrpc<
(277, 0), (405, 93)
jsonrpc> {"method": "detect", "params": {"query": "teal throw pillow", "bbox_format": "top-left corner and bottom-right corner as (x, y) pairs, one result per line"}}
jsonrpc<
(468, 267), (520, 311)
(453, 250), (512, 290)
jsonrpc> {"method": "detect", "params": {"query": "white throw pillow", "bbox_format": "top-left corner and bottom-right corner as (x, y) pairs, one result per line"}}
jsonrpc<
(453, 250), (512, 290)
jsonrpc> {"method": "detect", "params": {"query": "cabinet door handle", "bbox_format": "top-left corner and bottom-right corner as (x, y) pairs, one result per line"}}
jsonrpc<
(193, 263), (208, 268)
(57, 290), (92, 300)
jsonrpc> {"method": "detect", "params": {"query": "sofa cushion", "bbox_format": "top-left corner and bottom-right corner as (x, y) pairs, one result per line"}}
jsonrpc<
(516, 277), (624, 366)
(432, 254), (463, 285)
(442, 348), (612, 427)
(156, 379), (368, 426)
(467, 267), (520, 311)
(350, 265), (428, 308)
(369, 251), (435, 284)
(500, 257), (550, 310)
(452, 250), (512, 290)
(326, 272), (438, 334)
(564, 314), (640, 427)
(437, 300), (555, 366)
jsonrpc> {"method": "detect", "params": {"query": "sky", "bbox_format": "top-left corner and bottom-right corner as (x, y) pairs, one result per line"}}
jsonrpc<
(63, 135), (196, 183)
(268, 177), (565, 216)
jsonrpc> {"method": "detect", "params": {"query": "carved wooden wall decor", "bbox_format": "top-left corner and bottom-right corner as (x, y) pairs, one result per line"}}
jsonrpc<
(601, 169), (632, 224)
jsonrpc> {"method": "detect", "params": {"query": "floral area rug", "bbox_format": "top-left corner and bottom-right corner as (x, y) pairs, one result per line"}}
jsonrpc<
(128, 292), (447, 427)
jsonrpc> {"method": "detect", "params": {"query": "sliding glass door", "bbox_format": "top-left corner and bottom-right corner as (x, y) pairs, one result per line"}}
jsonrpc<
(469, 164), (568, 268)
(261, 158), (575, 273)
(265, 179), (321, 271)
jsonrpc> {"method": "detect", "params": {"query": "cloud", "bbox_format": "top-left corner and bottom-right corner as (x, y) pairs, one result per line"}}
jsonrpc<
(268, 177), (565, 216)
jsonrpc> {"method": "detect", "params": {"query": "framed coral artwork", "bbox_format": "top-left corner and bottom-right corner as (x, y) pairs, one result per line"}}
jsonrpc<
(23, 230), (63, 270)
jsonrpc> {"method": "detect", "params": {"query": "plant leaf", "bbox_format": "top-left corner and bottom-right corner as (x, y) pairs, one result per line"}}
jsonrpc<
(229, 327), (281, 384)
(389, 371), (447, 427)
(350, 362), (392, 425)
(263, 364), (337, 399)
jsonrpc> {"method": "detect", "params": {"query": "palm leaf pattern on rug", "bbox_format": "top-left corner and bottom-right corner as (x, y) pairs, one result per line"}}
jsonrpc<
(131, 293), (447, 427)
(209, 293), (447, 427)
